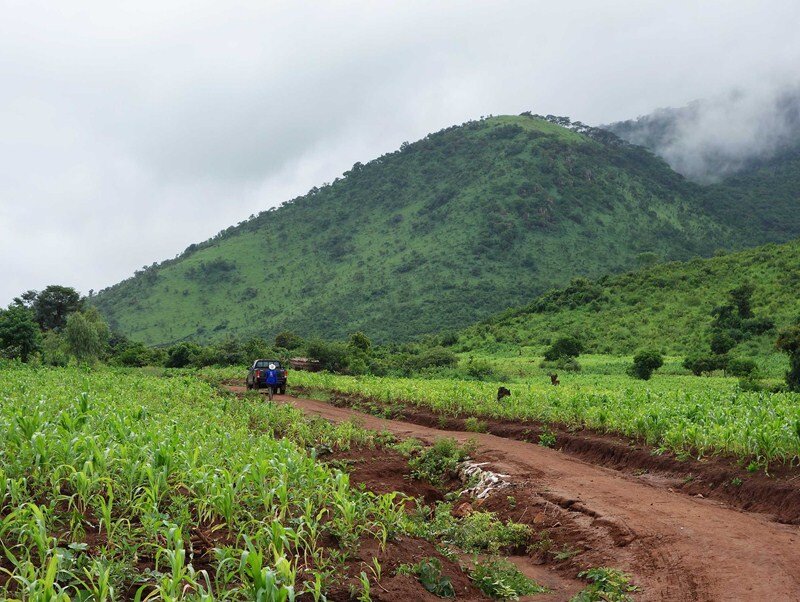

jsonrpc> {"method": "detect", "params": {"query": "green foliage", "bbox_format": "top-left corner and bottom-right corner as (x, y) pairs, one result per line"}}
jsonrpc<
(410, 503), (531, 554)
(464, 356), (496, 379)
(776, 324), (800, 391)
(628, 351), (664, 380)
(275, 330), (304, 350)
(41, 330), (69, 366)
(571, 567), (638, 602)
(461, 239), (798, 356)
(307, 340), (351, 373)
(727, 357), (759, 378)
(543, 336), (583, 361)
(165, 342), (204, 368)
(540, 357), (582, 373)
(95, 114), (777, 346)
(709, 331), (738, 355)
(348, 331), (371, 352)
(464, 417), (488, 433)
(683, 354), (728, 376)
(412, 347), (459, 371)
(0, 305), (42, 362)
(398, 558), (454, 598)
(29, 285), (83, 331)
(64, 308), (109, 364)
(538, 427), (557, 448)
(0, 367), (412, 599)
(470, 558), (547, 600)
(408, 438), (473, 485)
(288, 369), (800, 467)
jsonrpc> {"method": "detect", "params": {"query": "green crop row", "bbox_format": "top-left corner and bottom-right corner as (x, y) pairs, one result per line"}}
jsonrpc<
(284, 370), (800, 467)
(0, 367), (405, 600)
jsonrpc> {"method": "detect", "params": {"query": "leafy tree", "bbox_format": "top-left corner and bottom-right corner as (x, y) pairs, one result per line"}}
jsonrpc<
(242, 337), (276, 361)
(683, 354), (728, 376)
(165, 342), (204, 368)
(274, 331), (303, 350)
(41, 330), (69, 366)
(348, 331), (372, 353)
(33, 285), (83, 331)
(709, 331), (737, 355)
(64, 308), (110, 363)
(543, 336), (583, 361)
(729, 284), (755, 319)
(0, 305), (42, 362)
(636, 252), (660, 268)
(113, 342), (159, 367)
(306, 340), (350, 373)
(411, 347), (458, 371)
(776, 324), (800, 391)
(628, 350), (664, 380)
(727, 357), (759, 378)
(12, 290), (38, 309)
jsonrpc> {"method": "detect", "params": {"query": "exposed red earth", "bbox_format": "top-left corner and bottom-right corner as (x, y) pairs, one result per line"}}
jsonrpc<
(228, 385), (800, 601)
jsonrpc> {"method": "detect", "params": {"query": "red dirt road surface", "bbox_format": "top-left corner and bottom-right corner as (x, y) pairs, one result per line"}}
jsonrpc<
(230, 387), (800, 601)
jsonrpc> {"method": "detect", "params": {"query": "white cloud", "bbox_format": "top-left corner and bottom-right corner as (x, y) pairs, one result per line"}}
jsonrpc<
(1, 0), (799, 303)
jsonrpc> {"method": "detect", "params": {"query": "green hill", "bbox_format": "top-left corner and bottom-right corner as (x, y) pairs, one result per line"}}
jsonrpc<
(94, 115), (794, 345)
(700, 146), (800, 243)
(457, 238), (800, 355)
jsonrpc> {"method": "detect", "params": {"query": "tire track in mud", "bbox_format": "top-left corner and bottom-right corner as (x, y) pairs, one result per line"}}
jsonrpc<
(229, 387), (800, 601)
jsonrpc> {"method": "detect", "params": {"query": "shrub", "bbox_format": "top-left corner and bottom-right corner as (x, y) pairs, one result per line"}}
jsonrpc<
(538, 428), (557, 448)
(727, 357), (759, 378)
(348, 331), (371, 352)
(776, 324), (800, 392)
(398, 558), (454, 598)
(306, 340), (350, 373)
(464, 417), (488, 433)
(165, 342), (204, 368)
(572, 567), (638, 602)
(464, 356), (496, 379)
(539, 357), (581, 372)
(628, 351), (664, 380)
(114, 342), (160, 367)
(543, 336), (583, 361)
(409, 438), (473, 485)
(471, 558), (546, 599)
(710, 331), (738, 355)
(413, 347), (459, 371)
(683, 354), (728, 376)
(274, 331), (304, 350)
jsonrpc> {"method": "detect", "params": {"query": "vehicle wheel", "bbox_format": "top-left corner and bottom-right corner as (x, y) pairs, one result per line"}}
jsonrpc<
(279, 386), (286, 395)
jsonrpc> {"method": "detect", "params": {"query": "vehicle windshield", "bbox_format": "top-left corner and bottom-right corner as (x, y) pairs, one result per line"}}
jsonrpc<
(255, 360), (281, 369)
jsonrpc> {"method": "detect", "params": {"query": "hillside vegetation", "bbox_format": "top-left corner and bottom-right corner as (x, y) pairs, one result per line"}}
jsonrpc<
(458, 238), (800, 355)
(95, 114), (764, 345)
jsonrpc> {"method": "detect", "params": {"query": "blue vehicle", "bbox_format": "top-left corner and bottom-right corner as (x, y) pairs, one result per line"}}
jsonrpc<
(246, 359), (288, 398)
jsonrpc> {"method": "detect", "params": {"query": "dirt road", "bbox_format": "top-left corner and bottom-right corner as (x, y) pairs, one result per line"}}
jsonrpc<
(232, 387), (800, 601)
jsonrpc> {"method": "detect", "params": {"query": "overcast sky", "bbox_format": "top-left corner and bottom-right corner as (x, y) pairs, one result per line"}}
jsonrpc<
(2, 0), (799, 305)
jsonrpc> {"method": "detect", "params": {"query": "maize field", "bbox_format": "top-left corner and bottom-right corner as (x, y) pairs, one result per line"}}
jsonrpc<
(0, 367), (408, 601)
(286, 370), (800, 467)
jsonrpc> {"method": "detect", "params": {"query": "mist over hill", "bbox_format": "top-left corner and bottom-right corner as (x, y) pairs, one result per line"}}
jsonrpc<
(607, 84), (800, 183)
(95, 115), (752, 345)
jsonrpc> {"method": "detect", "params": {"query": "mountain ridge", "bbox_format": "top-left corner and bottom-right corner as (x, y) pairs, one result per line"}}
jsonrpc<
(94, 114), (797, 345)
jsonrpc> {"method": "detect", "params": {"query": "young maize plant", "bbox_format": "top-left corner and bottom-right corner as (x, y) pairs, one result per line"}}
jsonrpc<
(281, 369), (800, 467)
(0, 367), (413, 599)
